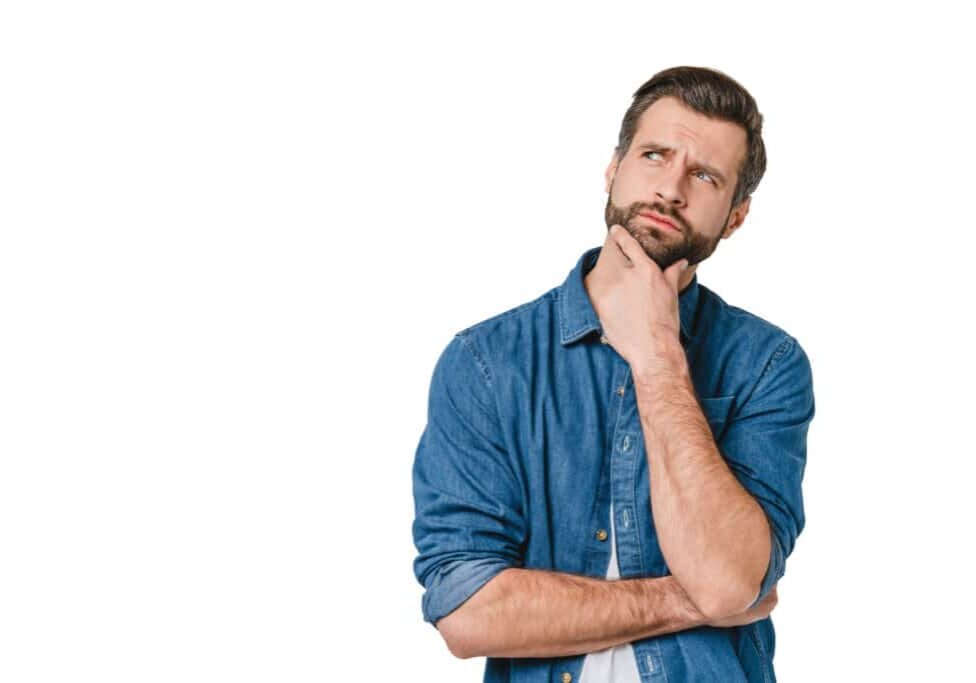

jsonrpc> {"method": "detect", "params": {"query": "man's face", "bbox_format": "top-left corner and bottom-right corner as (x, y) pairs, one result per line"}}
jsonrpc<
(604, 96), (751, 270)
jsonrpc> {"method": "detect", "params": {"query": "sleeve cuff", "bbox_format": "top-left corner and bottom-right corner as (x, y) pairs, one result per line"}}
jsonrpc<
(421, 556), (515, 626)
(749, 527), (786, 610)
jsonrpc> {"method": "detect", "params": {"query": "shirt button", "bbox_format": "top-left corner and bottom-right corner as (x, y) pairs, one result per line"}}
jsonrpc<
(616, 385), (625, 396)
(600, 334), (609, 345)
(595, 529), (608, 541)
(561, 673), (573, 683)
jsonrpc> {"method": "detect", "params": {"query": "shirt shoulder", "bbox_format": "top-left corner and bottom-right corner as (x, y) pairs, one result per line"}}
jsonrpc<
(697, 281), (812, 363)
(451, 286), (562, 378)
(694, 283), (813, 400)
(697, 282), (795, 344)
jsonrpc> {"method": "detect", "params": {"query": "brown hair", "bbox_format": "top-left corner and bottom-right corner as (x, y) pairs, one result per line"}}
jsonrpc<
(615, 66), (767, 208)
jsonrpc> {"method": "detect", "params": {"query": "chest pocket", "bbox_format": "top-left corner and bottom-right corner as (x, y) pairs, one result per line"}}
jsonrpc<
(698, 395), (735, 441)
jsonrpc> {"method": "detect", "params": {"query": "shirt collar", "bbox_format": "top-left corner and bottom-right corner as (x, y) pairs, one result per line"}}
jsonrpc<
(558, 245), (700, 347)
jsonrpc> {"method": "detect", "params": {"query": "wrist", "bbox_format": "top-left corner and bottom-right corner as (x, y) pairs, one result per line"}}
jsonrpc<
(656, 575), (709, 629)
(631, 341), (688, 383)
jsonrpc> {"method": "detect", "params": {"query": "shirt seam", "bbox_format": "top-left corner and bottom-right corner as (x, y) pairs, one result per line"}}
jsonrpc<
(458, 290), (558, 348)
(755, 334), (796, 389)
(748, 623), (774, 683)
(453, 331), (528, 536)
(457, 332), (494, 388)
(731, 334), (796, 421)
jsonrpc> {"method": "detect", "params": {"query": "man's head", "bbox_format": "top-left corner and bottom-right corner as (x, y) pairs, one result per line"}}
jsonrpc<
(604, 66), (766, 271)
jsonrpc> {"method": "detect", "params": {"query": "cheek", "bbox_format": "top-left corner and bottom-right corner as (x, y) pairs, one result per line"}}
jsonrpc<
(616, 166), (669, 205)
(610, 174), (641, 205)
(692, 197), (727, 225)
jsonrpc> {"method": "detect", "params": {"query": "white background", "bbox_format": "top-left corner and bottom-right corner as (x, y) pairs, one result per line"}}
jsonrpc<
(2, 1), (974, 681)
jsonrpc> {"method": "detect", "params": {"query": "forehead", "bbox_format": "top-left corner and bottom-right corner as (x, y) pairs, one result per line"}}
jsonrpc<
(631, 96), (747, 174)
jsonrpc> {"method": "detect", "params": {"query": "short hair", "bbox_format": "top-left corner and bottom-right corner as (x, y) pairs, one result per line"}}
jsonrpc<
(615, 66), (767, 208)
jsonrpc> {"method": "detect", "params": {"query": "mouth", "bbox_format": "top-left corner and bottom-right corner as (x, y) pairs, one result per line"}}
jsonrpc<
(637, 212), (679, 232)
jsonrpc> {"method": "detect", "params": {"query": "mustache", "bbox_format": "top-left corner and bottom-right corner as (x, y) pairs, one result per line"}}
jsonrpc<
(628, 203), (689, 234)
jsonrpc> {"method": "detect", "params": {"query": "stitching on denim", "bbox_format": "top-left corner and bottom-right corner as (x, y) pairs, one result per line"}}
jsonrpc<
(748, 623), (773, 683)
(728, 334), (795, 423)
(654, 637), (670, 683)
(608, 364), (641, 572)
(626, 425), (645, 574)
(555, 265), (602, 342)
(560, 282), (596, 337)
(457, 333), (493, 387)
(459, 290), (556, 341)
(565, 322), (600, 340)
(560, 297), (601, 340)
(453, 333), (528, 532)
(756, 335), (795, 388)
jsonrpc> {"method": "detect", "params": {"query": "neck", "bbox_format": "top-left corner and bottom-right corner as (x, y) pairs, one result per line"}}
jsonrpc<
(678, 265), (698, 294)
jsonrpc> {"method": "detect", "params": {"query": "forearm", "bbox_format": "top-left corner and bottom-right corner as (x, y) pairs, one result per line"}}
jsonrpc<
(634, 352), (770, 618)
(436, 567), (707, 659)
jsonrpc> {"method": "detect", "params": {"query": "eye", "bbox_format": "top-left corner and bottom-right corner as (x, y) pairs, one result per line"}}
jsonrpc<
(642, 150), (663, 161)
(694, 170), (716, 184)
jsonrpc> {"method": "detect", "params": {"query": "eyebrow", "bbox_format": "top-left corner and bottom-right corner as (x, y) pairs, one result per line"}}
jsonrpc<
(636, 141), (729, 186)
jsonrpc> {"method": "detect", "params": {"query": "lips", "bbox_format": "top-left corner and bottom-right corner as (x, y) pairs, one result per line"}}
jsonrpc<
(638, 212), (678, 231)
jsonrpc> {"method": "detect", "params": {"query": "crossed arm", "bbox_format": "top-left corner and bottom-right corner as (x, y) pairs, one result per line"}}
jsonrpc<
(433, 351), (782, 659)
(634, 347), (772, 619)
(435, 567), (777, 660)
(413, 334), (812, 660)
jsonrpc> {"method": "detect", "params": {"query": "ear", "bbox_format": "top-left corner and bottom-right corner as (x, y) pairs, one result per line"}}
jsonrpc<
(604, 151), (620, 193)
(722, 196), (751, 239)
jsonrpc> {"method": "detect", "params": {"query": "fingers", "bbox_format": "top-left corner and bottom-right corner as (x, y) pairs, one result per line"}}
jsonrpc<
(663, 257), (689, 290)
(608, 224), (644, 267)
(609, 224), (688, 288)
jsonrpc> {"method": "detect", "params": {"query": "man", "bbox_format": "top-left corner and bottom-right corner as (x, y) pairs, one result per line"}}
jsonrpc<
(411, 65), (815, 682)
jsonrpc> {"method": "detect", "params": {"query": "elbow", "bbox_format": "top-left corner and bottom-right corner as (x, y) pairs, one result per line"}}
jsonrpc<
(436, 609), (480, 659)
(692, 582), (759, 622)
(696, 527), (775, 620)
(433, 568), (514, 659)
(427, 566), (516, 658)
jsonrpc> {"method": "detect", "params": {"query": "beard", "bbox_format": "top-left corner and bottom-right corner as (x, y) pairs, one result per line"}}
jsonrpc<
(603, 193), (726, 270)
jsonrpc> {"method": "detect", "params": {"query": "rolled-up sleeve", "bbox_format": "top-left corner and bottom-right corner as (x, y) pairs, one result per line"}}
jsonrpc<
(717, 335), (815, 609)
(411, 334), (526, 627)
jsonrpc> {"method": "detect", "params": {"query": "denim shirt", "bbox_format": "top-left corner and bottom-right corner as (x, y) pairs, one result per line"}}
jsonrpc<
(412, 245), (816, 682)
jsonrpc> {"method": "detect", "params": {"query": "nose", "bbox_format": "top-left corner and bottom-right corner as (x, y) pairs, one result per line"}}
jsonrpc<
(655, 164), (687, 209)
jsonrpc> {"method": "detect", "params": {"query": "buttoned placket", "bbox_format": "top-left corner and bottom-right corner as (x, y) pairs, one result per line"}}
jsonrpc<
(599, 345), (669, 681)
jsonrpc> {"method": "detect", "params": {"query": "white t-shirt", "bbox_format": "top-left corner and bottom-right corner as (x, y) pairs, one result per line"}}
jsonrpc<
(578, 501), (642, 682)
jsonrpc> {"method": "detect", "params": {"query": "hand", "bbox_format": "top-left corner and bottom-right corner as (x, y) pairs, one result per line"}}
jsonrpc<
(585, 225), (688, 371)
(706, 585), (778, 628)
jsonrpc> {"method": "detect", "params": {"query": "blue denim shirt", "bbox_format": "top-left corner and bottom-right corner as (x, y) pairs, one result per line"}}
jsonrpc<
(412, 245), (815, 682)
